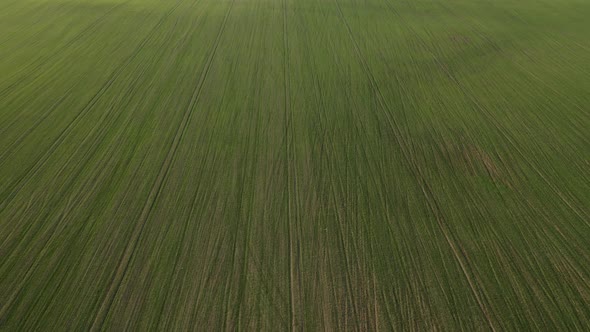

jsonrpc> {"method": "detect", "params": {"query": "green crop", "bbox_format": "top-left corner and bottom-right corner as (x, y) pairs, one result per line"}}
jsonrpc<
(0, 0), (589, 329)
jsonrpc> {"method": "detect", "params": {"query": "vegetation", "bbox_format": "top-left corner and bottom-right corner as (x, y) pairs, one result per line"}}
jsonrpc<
(0, 0), (589, 329)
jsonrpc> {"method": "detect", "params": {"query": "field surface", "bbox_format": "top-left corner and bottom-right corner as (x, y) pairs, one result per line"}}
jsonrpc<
(1, 0), (589, 329)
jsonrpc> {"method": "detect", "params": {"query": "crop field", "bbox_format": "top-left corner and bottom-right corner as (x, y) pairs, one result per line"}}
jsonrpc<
(0, 0), (589, 329)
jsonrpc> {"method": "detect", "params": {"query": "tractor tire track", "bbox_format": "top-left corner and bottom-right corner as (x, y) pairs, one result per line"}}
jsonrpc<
(0, 68), (140, 251)
(0, 0), (185, 214)
(0, 4), (193, 319)
(88, 0), (236, 329)
(422, 1), (590, 224)
(313, 29), (392, 326)
(431, 1), (589, 222)
(466, 31), (590, 222)
(136, 7), (218, 327)
(0, 88), (72, 164)
(309, 94), (370, 329)
(0, 58), (150, 248)
(330, 0), (500, 330)
(449, 56), (589, 221)
(392, 0), (590, 313)
(282, 0), (302, 330)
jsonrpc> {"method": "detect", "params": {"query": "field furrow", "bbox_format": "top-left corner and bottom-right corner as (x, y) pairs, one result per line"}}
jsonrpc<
(0, 0), (589, 329)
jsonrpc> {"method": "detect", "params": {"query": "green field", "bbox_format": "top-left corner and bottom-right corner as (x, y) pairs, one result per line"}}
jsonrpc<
(1, 0), (589, 329)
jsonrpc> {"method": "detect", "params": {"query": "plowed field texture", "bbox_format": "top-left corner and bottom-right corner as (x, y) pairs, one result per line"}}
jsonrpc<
(1, 0), (589, 330)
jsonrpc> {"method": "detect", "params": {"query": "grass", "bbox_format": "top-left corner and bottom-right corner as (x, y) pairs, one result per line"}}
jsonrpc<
(0, 0), (589, 329)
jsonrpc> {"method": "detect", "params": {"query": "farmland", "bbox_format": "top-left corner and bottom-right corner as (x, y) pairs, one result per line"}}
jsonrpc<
(1, 0), (589, 329)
